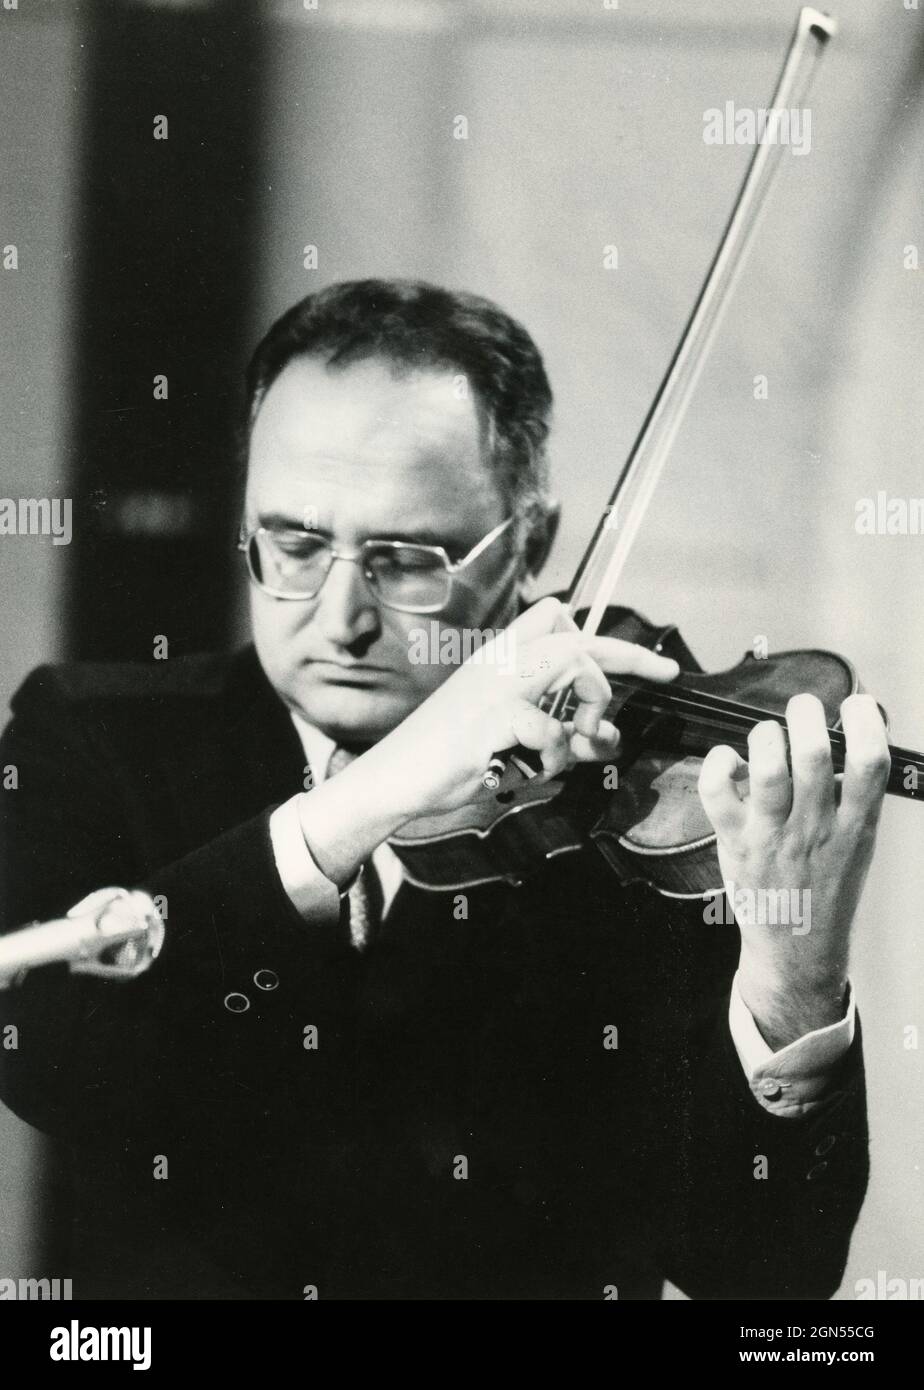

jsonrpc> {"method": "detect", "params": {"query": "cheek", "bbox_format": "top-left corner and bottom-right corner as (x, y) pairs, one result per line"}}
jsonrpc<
(404, 656), (454, 698)
(385, 619), (451, 690)
(439, 564), (522, 631)
(439, 584), (484, 628)
(250, 595), (306, 671)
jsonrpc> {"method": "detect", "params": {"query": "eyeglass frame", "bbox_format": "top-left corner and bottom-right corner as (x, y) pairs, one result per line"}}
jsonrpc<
(237, 514), (516, 614)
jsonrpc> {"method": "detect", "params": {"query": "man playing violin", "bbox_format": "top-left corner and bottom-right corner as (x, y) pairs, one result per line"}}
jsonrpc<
(0, 279), (891, 1300)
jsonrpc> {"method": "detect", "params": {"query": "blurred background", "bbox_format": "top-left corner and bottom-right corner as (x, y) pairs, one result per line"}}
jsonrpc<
(1, 0), (922, 1299)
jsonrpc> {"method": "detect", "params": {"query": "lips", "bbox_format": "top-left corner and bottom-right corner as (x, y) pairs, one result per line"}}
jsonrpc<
(306, 659), (391, 682)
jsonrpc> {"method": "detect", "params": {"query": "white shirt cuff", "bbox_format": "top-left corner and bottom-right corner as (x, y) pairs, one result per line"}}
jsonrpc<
(728, 970), (855, 1118)
(269, 795), (342, 923)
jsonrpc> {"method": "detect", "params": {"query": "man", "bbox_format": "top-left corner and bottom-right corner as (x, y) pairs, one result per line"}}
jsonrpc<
(0, 280), (891, 1300)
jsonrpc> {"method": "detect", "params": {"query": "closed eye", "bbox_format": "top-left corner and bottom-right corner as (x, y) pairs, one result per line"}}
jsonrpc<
(271, 531), (327, 557)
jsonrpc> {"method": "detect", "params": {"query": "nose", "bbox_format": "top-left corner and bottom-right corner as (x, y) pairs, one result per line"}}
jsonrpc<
(312, 553), (381, 648)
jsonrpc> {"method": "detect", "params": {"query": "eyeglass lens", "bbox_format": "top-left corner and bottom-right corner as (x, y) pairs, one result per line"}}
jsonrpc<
(247, 531), (450, 608)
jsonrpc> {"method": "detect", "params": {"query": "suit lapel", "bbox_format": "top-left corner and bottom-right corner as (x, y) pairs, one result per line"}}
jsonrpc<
(219, 646), (307, 818)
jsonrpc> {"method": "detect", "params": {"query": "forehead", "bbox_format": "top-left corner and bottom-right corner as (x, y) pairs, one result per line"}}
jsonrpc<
(245, 355), (502, 530)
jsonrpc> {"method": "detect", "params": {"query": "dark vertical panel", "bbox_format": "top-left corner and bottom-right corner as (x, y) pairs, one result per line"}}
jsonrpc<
(68, 0), (264, 661)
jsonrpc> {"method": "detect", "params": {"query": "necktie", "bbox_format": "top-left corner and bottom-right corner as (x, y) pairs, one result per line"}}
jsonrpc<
(325, 745), (384, 950)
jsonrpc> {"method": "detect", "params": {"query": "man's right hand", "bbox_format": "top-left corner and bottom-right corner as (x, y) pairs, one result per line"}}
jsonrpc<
(296, 596), (679, 889)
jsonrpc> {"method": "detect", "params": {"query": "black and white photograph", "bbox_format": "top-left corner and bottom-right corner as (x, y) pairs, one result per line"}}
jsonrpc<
(0, 0), (922, 1344)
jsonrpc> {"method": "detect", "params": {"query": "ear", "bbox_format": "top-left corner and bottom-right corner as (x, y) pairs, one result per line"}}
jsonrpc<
(517, 501), (560, 599)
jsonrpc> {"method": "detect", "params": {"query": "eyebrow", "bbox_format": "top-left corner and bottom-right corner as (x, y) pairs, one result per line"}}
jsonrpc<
(255, 512), (465, 549)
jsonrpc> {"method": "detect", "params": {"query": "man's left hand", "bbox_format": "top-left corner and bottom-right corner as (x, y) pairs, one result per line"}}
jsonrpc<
(698, 692), (891, 1050)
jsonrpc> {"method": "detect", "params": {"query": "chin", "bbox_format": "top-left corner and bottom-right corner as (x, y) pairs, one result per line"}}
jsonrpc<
(290, 678), (417, 744)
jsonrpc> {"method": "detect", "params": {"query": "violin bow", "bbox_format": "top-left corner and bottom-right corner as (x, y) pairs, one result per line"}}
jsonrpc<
(484, 6), (838, 790)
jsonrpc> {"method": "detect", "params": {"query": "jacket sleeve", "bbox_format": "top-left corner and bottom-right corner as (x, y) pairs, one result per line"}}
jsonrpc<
(0, 666), (362, 1151)
(642, 896), (869, 1301)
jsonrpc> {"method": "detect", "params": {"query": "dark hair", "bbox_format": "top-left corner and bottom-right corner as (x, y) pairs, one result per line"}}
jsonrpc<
(243, 278), (554, 543)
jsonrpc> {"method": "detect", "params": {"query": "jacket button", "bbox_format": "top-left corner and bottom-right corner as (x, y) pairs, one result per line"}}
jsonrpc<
(254, 969), (279, 991)
(759, 1078), (783, 1101)
(815, 1134), (836, 1156)
(806, 1160), (829, 1181)
(224, 992), (250, 1013)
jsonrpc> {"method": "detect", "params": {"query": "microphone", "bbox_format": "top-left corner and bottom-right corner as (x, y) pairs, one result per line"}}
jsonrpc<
(0, 887), (165, 989)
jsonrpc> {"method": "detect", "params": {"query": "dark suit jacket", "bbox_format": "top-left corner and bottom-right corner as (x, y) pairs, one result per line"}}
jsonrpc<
(0, 644), (869, 1300)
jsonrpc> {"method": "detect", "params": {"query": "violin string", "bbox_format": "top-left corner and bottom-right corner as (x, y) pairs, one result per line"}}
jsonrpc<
(621, 686), (923, 775)
(641, 689), (924, 776)
(624, 680), (834, 731)
(558, 681), (924, 777)
(561, 680), (816, 737)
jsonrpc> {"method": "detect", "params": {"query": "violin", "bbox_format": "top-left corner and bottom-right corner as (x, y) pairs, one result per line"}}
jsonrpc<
(390, 603), (924, 895)
(390, 8), (924, 897)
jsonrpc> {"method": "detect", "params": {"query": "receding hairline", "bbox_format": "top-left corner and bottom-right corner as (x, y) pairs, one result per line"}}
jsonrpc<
(245, 347), (499, 492)
(248, 346), (491, 432)
(237, 279), (555, 545)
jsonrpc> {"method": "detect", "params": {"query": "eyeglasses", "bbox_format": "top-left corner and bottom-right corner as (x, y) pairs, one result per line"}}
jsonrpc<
(238, 516), (514, 614)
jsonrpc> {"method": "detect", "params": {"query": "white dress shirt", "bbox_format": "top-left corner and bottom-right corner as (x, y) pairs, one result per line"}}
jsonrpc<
(269, 711), (855, 1117)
